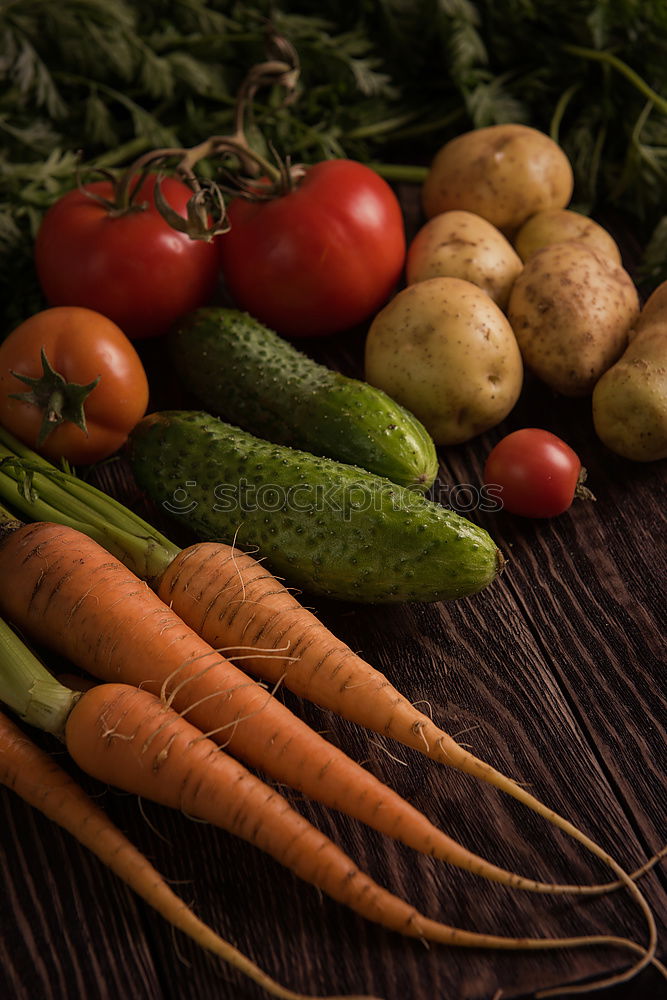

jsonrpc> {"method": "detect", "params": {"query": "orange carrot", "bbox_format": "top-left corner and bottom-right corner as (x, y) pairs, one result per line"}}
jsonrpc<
(0, 516), (604, 898)
(0, 708), (372, 1000)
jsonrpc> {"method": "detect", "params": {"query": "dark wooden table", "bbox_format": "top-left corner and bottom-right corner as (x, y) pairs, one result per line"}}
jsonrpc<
(1, 186), (665, 1000)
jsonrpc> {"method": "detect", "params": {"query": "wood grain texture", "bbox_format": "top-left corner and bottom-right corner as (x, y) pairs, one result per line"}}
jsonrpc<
(1, 184), (665, 1000)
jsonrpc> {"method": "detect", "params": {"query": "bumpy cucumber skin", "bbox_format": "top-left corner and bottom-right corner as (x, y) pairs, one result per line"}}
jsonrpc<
(169, 307), (438, 491)
(129, 411), (502, 604)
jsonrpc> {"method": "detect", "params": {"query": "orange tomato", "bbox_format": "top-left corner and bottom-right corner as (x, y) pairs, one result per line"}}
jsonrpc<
(0, 306), (149, 464)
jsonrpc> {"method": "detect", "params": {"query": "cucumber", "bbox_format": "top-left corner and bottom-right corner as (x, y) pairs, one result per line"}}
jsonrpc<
(169, 307), (438, 491)
(129, 410), (502, 604)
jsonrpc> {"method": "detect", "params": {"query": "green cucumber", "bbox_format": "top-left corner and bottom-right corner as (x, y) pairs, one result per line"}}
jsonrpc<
(169, 307), (438, 491)
(129, 410), (502, 604)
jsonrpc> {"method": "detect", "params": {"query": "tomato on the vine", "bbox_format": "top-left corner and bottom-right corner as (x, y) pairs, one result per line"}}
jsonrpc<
(34, 175), (220, 340)
(0, 306), (149, 464)
(483, 428), (593, 518)
(218, 159), (406, 337)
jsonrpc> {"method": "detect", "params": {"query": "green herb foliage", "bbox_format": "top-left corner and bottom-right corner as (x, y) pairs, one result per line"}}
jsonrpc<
(2, 0), (667, 333)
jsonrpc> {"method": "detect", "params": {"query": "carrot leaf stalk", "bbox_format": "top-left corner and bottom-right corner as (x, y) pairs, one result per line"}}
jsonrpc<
(0, 616), (79, 736)
(0, 424), (177, 583)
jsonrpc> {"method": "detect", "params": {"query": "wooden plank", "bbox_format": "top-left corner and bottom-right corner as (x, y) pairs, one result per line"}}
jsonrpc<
(1, 749), (163, 1000)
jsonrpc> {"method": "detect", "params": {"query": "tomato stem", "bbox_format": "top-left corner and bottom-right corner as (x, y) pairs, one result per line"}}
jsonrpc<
(575, 466), (596, 503)
(77, 28), (304, 241)
(92, 41), (299, 239)
(9, 348), (99, 445)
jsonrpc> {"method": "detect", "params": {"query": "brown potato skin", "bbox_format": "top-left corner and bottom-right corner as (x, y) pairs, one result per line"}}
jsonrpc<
(592, 284), (667, 462)
(508, 241), (639, 397)
(364, 277), (523, 446)
(422, 124), (573, 235)
(406, 210), (523, 309)
(514, 209), (622, 265)
(632, 281), (667, 333)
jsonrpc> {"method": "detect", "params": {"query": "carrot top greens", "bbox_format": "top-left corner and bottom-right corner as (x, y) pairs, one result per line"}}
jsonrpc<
(0, 425), (177, 582)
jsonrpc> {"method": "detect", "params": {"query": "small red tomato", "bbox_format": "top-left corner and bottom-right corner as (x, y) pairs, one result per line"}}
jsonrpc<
(218, 159), (406, 337)
(483, 428), (592, 518)
(34, 175), (220, 340)
(0, 306), (149, 464)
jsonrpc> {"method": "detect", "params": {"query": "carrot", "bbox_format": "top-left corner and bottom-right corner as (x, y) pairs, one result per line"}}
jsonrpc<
(0, 625), (658, 998)
(0, 512), (610, 899)
(0, 708), (373, 1000)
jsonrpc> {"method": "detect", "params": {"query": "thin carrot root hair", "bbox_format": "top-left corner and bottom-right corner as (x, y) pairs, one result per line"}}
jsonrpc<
(157, 647), (295, 714)
(2, 521), (650, 907)
(62, 682), (663, 998)
(156, 540), (667, 901)
(160, 654), (289, 746)
(0, 710), (374, 1000)
(190, 674), (289, 745)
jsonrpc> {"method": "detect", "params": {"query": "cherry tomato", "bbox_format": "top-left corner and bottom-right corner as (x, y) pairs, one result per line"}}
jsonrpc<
(34, 175), (220, 340)
(483, 428), (590, 518)
(218, 159), (406, 337)
(0, 306), (149, 464)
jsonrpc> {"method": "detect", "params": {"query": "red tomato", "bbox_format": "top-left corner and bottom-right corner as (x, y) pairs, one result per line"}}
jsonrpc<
(218, 160), (406, 337)
(34, 175), (220, 340)
(0, 306), (149, 464)
(483, 428), (589, 518)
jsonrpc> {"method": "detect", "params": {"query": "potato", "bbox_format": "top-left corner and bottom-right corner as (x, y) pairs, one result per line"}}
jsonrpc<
(592, 283), (667, 461)
(364, 277), (523, 445)
(514, 209), (622, 265)
(422, 124), (573, 235)
(406, 210), (523, 309)
(632, 280), (667, 331)
(508, 241), (639, 396)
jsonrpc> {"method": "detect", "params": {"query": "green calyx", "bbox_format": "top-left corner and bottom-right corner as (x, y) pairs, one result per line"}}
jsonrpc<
(10, 348), (99, 445)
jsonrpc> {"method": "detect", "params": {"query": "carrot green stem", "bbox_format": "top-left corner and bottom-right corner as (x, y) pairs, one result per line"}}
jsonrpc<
(562, 44), (667, 116)
(0, 615), (78, 736)
(368, 163), (429, 183)
(346, 110), (427, 140)
(92, 136), (154, 170)
(0, 427), (178, 583)
(549, 83), (581, 143)
(356, 106), (467, 145)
